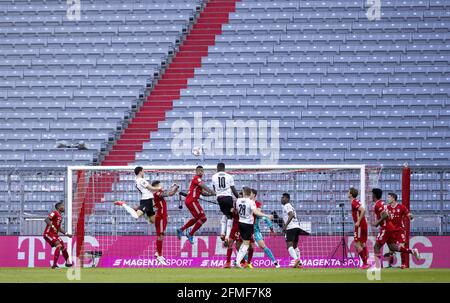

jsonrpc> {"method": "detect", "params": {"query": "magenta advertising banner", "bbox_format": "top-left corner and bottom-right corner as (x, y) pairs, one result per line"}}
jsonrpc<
(0, 235), (449, 268)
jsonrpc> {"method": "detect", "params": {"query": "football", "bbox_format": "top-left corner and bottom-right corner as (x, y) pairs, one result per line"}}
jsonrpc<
(191, 146), (202, 157)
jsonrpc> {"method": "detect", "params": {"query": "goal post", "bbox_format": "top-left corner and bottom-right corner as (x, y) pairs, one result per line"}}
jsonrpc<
(66, 164), (369, 268)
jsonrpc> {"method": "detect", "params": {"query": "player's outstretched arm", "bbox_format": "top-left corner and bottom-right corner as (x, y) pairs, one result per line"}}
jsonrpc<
(231, 185), (240, 198)
(165, 183), (179, 197)
(262, 216), (274, 229)
(252, 208), (273, 221)
(145, 183), (160, 192)
(200, 183), (215, 196)
(407, 211), (414, 221)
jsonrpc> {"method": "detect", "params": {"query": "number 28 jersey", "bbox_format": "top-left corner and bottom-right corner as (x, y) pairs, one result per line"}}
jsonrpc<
(236, 197), (257, 225)
(211, 172), (235, 197)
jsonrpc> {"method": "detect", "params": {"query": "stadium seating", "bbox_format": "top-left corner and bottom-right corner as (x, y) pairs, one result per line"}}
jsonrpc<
(0, 0), (202, 166)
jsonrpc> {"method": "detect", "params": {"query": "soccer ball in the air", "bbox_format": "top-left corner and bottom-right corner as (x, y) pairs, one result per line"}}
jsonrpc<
(192, 146), (202, 157)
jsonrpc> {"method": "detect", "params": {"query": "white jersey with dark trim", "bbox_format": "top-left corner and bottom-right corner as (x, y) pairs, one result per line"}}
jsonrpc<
(212, 172), (235, 197)
(282, 203), (300, 230)
(135, 177), (152, 200)
(236, 197), (257, 225)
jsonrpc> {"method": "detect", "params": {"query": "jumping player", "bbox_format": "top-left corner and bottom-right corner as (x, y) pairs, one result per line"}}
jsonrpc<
(251, 189), (279, 268)
(349, 187), (369, 269)
(235, 187), (273, 268)
(385, 192), (413, 269)
(281, 193), (302, 268)
(177, 166), (215, 244)
(114, 166), (159, 223)
(152, 180), (179, 266)
(212, 162), (239, 246)
(43, 201), (73, 269)
(372, 188), (420, 268)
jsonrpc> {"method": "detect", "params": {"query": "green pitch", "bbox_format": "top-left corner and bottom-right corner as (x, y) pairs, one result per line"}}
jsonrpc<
(0, 268), (450, 283)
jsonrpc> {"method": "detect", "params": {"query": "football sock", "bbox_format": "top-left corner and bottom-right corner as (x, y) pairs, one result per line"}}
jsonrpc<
(122, 204), (139, 219)
(156, 239), (163, 256)
(288, 247), (298, 260)
(263, 247), (276, 263)
(181, 218), (197, 232)
(363, 246), (369, 264)
(189, 219), (205, 236)
(236, 244), (249, 266)
(53, 247), (61, 266)
(247, 246), (254, 262)
(295, 247), (301, 259)
(401, 252), (408, 267)
(61, 248), (69, 261)
(226, 248), (233, 263)
(220, 215), (227, 236)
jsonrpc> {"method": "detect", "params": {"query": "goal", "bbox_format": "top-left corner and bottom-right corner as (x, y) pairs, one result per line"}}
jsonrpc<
(66, 164), (372, 268)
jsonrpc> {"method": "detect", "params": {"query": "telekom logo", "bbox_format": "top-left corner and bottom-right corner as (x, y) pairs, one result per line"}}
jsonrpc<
(17, 237), (48, 267)
(16, 236), (100, 267)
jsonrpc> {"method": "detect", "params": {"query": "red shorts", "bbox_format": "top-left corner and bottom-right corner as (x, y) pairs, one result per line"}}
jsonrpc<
(43, 233), (64, 248)
(186, 200), (204, 219)
(394, 230), (406, 244)
(354, 225), (368, 244)
(376, 228), (397, 246)
(229, 224), (240, 241)
(155, 214), (168, 236)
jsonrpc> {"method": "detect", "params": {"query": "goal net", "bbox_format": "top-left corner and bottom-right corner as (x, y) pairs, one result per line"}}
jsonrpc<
(67, 165), (371, 268)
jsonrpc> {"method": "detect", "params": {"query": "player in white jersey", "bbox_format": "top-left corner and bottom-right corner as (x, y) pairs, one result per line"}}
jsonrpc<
(234, 187), (272, 268)
(281, 193), (302, 268)
(212, 162), (239, 245)
(114, 166), (160, 223)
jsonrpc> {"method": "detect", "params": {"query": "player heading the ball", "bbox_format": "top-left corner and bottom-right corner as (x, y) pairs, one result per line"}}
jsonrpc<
(212, 162), (240, 246)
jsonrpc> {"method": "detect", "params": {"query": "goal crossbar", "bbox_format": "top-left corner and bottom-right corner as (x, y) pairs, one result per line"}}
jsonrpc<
(66, 164), (367, 266)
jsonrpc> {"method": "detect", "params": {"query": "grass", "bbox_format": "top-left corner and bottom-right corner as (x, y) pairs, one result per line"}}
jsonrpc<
(0, 268), (449, 283)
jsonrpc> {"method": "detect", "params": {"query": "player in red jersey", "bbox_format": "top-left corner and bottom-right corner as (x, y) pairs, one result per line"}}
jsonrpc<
(43, 201), (73, 269)
(372, 188), (420, 268)
(152, 180), (179, 266)
(385, 192), (413, 269)
(177, 166), (215, 244)
(348, 187), (369, 269)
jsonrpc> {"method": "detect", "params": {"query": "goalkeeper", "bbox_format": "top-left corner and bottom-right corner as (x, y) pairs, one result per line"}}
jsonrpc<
(251, 189), (280, 268)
